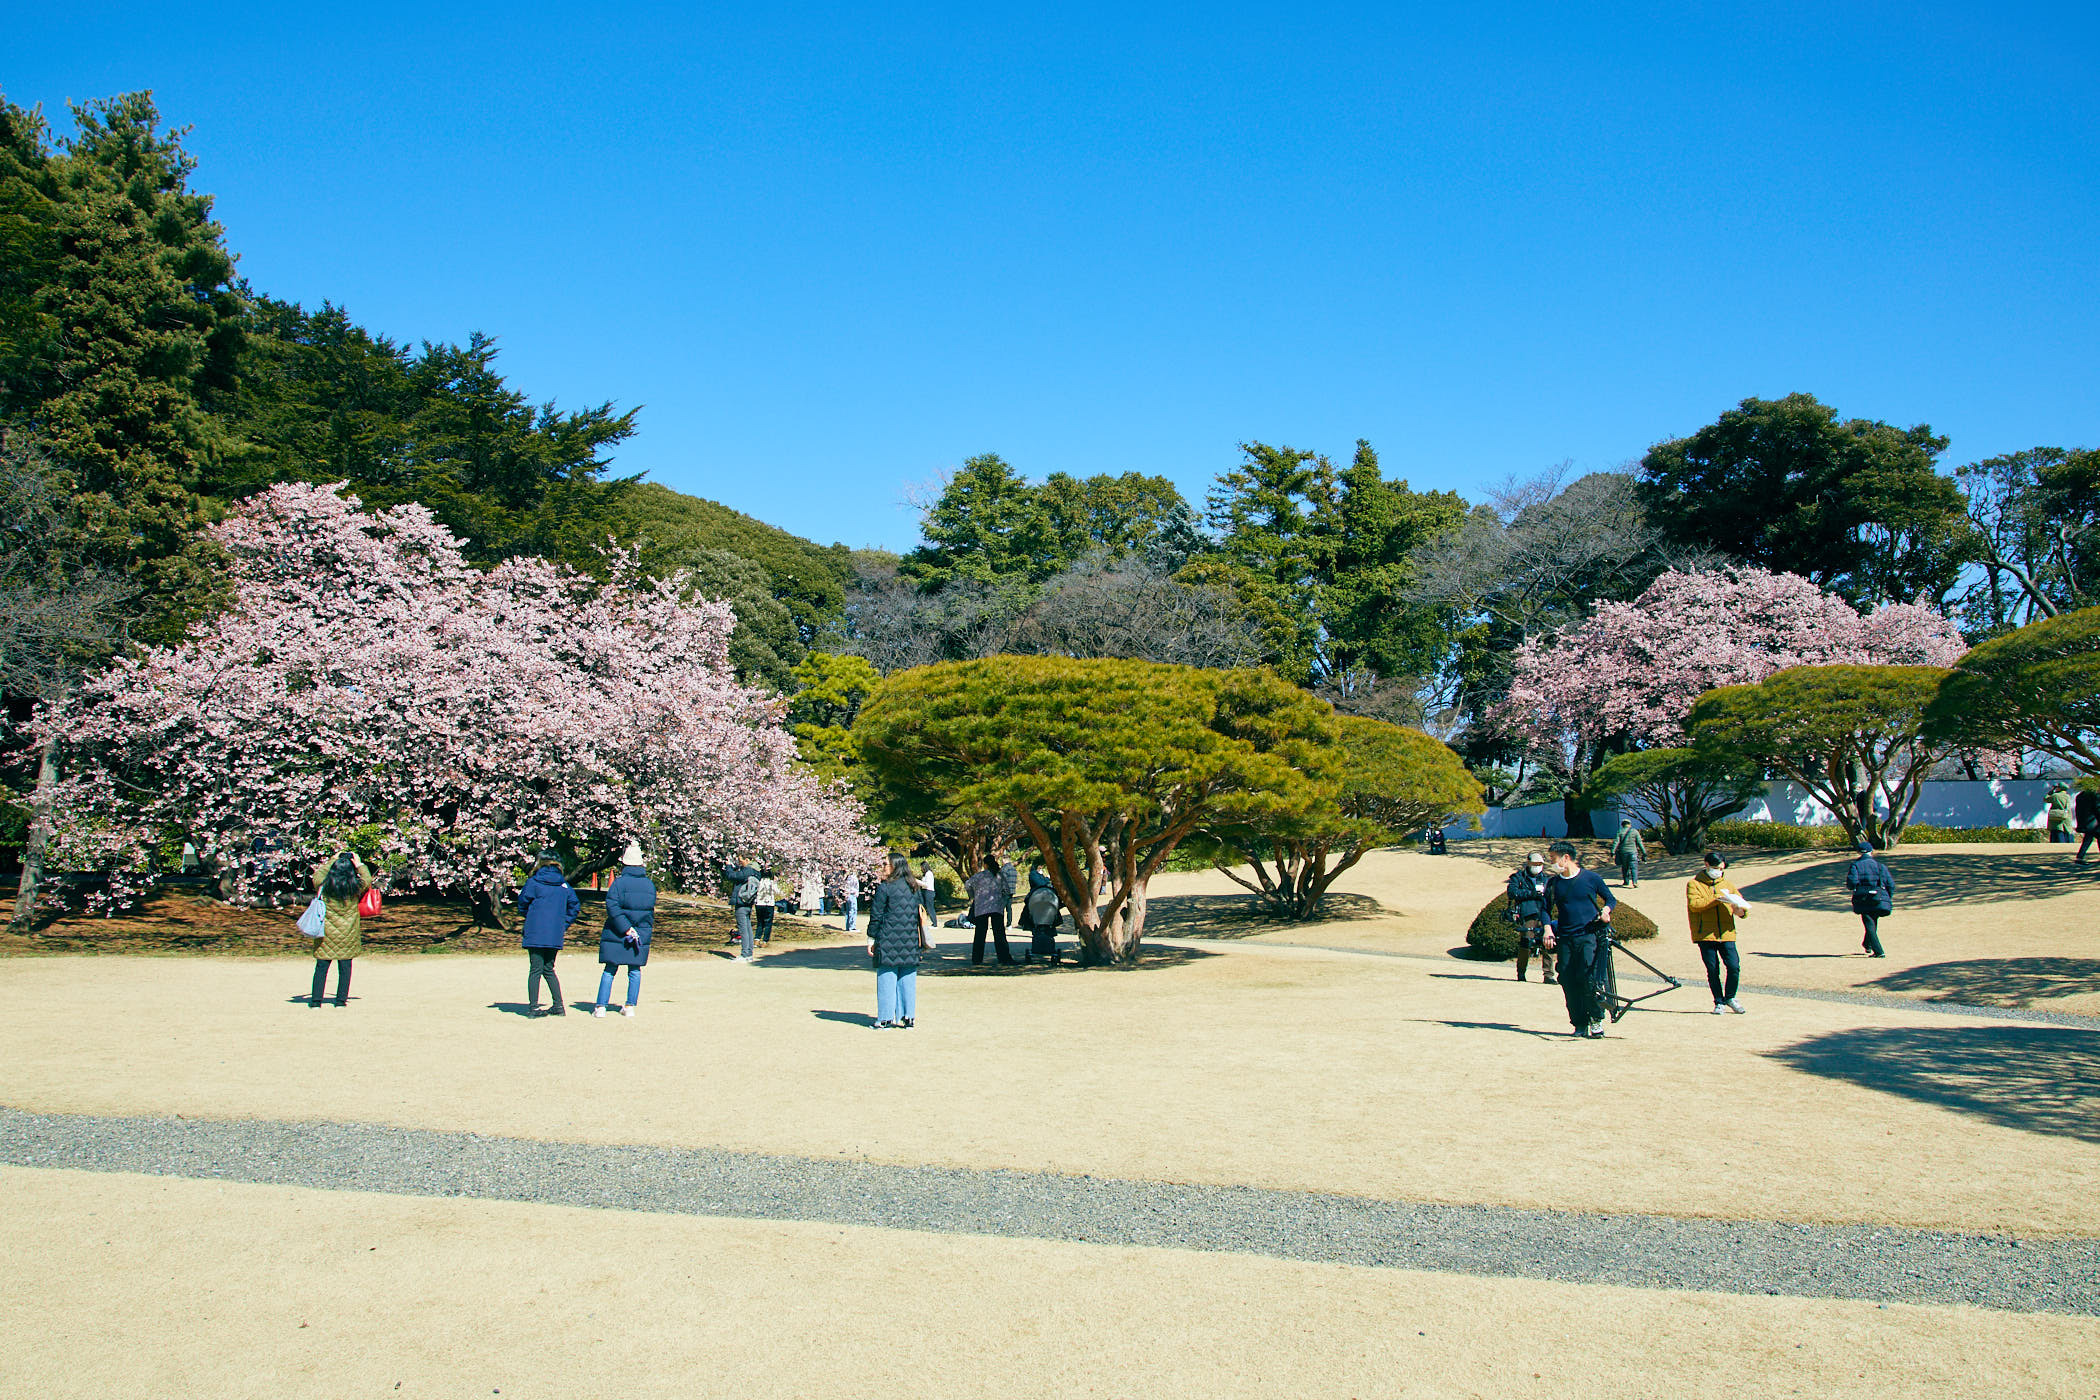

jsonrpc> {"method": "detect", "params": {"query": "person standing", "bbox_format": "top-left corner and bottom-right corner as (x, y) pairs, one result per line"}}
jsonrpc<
(1540, 840), (1617, 1038)
(866, 852), (932, 1027)
(1610, 819), (1646, 887)
(517, 850), (580, 1017)
(1506, 852), (1554, 984)
(1022, 864), (1063, 966)
(965, 853), (1016, 966)
(916, 861), (939, 927)
(753, 868), (779, 946)
(309, 851), (371, 1008)
(596, 843), (655, 1016)
(999, 850), (1020, 925)
(1686, 850), (1750, 1014)
(842, 869), (861, 933)
(799, 863), (825, 916)
(2076, 788), (2100, 864)
(2046, 783), (2075, 844)
(1844, 839), (1895, 958)
(722, 854), (762, 961)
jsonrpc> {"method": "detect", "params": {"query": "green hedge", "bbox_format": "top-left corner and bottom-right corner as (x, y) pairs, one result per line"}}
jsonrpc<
(1707, 820), (2044, 849)
(1465, 891), (1659, 960)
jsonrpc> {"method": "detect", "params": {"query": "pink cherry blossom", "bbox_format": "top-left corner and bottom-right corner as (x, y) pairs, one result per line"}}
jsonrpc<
(41, 483), (881, 909)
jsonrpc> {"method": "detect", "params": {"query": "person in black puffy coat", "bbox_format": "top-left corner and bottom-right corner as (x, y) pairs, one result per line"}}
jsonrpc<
(596, 841), (656, 1018)
(866, 852), (932, 1028)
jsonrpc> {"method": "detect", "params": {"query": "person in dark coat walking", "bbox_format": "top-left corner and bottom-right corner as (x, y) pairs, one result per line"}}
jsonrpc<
(2076, 788), (2100, 864)
(1541, 841), (1617, 1038)
(1020, 864), (1063, 965)
(866, 852), (932, 1027)
(965, 853), (1016, 966)
(516, 850), (581, 1016)
(1506, 852), (1554, 984)
(596, 842), (656, 1016)
(1844, 840), (1895, 957)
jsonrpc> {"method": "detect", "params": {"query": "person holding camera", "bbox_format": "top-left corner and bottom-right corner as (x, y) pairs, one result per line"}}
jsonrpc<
(1540, 840), (1616, 1038)
(1506, 852), (1554, 984)
(1686, 850), (1749, 1014)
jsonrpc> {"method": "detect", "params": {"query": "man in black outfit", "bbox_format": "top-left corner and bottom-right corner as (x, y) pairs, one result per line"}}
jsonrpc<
(1540, 840), (1617, 1039)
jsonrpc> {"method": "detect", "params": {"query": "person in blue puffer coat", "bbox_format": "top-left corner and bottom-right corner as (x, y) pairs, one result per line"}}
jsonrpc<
(596, 841), (657, 1018)
(517, 849), (582, 1017)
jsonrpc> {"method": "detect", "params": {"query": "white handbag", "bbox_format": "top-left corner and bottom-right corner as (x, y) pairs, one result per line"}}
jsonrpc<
(297, 896), (328, 938)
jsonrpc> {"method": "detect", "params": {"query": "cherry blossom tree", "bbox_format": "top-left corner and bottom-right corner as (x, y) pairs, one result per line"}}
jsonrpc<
(36, 483), (879, 916)
(1499, 568), (1967, 751)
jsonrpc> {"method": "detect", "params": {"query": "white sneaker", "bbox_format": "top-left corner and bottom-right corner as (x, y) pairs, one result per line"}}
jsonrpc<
(1726, 999), (1746, 1014)
(1587, 1019), (1606, 1037)
(621, 1005), (635, 1018)
(1712, 1002), (1727, 1015)
(591, 1007), (606, 1018)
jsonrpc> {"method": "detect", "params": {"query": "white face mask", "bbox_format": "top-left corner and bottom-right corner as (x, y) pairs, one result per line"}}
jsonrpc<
(1526, 864), (1543, 876)
(1706, 867), (1725, 879)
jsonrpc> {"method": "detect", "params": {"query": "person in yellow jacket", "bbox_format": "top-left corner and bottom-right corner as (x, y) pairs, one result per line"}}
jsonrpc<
(1687, 849), (1749, 1015)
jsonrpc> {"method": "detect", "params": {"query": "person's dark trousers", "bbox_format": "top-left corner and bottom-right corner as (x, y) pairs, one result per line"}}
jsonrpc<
(1617, 858), (1639, 886)
(920, 890), (937, 926)
(734, 903), (755, 958)
(2080, 834), (2097, 862)
(971, 912), (1015, 965)
(527, 948), (563, 1013)
(1698, 941), (1740, 1002)
(1513, 926), (1555, 983)
(310, 958), (352, 1007)
(1860, 915), (1885, 957)
(755, 906), (775, 944)
(2052, 829), (2073, 844)
(1554, 930), (1604, 1029)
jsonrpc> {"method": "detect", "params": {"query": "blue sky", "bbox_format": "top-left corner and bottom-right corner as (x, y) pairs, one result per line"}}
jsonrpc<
(11, 3), (2097, 551)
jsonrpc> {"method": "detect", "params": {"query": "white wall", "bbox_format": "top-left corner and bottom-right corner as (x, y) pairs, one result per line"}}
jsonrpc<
(1454, 778), (2053, 843)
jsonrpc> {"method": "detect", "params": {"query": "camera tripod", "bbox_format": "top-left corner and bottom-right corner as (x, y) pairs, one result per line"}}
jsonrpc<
(1596, 930), (1683, 1022)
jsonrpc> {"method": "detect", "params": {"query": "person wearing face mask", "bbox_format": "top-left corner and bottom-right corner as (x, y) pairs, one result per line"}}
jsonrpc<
(1686, 850), (1750, 1014)
(1506, 852), (1555, 983)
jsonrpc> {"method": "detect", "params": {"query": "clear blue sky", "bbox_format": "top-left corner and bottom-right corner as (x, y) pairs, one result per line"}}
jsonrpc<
(11, 3), (2096, 551)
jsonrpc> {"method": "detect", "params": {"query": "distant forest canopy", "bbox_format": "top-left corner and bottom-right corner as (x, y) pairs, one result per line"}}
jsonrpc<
(3, 90), (2095, 810)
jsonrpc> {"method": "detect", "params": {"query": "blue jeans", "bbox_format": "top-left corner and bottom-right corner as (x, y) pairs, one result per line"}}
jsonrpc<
(596, 964), (640, 1008)
(844, 895), (857, 933)
(875, 965), (917, 1024)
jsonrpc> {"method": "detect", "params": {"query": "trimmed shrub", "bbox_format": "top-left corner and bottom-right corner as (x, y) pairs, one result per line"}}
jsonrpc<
(1465, 891), (1658, 961)
(1705, 821), (1852, 850)
(1901, 825), (2043, 844)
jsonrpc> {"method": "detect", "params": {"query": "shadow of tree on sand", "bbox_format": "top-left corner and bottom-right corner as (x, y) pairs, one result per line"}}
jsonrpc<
(1738, 852), (2095, 913)
(1143, 892), (1390, 940)
(1866, 957), (2100, 1009)
(751, 941), (1219, 974)
(1767, 1026), (2100, 1143)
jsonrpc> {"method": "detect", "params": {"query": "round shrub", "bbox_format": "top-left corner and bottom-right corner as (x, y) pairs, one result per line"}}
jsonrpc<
(1465, 891), (1659, 960)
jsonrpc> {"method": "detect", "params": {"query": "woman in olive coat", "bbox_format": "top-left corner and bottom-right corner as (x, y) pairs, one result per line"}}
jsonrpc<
(310, 851), (371, 1007)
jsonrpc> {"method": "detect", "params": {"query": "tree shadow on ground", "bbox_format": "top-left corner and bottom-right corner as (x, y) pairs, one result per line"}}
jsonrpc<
(1143, 892), (1390, 940)
(1767, 1026), (2100, 1143)
(1737, 852), (2094, 912)
(751, 942), (1219, 974)
(1865, 958), (2100, 1009)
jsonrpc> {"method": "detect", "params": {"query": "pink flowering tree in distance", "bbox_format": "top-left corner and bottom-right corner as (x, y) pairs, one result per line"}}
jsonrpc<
(1497, 569), (1969, 843)
(39, 483), (879, 917)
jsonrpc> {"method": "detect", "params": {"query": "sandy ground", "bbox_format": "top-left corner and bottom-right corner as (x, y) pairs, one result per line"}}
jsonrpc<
(1148, 844), (2100, 1016)
(2, 936), (2095, 1236)
(4, 1167), (2093, 1400)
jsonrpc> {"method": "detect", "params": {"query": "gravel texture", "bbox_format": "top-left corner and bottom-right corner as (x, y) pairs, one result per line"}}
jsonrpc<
(4, 1105), (2093, 1315)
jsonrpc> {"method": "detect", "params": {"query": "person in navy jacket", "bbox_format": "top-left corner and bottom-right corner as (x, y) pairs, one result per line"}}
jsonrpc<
(1540, 840), (1618, 1038)
(596, 842), (656, 1018)
(517, 850), (582, 1017)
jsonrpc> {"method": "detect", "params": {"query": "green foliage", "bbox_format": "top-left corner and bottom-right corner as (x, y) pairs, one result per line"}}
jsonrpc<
(902, 454), (1198, 591)
(1903, 825), (2043, 844)
(1927, 607), (2100, 774)
(1704, 820), (1853, 850)
(787, 652), (880, 780)
(1687, 664), (1955, 848)
(1587, 747), (1765, 855)
(1640, 393), (1968, 608)
(854, 657), (1336, 962)
(1466, 890), (1657, 960)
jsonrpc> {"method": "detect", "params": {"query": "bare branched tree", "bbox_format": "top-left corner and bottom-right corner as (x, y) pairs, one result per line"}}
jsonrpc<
(1007, 557), (1263, 668)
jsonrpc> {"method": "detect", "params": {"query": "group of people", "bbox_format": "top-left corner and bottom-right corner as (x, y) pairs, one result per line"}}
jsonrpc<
(1505, 836), (1904, 1036)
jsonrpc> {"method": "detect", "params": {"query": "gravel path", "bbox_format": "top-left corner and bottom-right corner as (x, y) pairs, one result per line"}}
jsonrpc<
(4, 1106), (2093, 1314)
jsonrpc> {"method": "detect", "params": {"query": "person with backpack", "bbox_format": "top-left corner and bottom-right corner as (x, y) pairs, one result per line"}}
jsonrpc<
(753, 868), (779, 946)
(866, 852), (933, 1028)
(516, 849), (581, 1017)
(1540, 840), (1617, 1039)
(1610, 819), (1646, 887)
(1021, 864), (1063, 966)
(722, 854), (763, 962)
(1844, 839), (1895, 958)
(308, 851), (372, 1008)
(1506, 852), (1554, 984)
(597, 843), (656, 1016)
(965, 853), (1016, 966)
(1686, 849), (1750, 1014)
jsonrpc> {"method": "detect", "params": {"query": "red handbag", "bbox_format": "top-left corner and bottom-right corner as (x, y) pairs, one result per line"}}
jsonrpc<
(357, 887), (382, 918)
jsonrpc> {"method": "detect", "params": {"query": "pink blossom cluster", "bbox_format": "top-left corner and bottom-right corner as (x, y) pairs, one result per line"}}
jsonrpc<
(44, 483), (881, 907)
(1499, 568), (1968, 749)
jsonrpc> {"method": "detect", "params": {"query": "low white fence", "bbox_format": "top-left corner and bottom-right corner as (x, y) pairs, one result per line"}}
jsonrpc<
(1444, 779), (2055, 843)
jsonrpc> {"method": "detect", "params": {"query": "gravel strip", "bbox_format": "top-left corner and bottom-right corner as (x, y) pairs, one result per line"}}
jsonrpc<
(3, 1107), (2093, 1314)
(1166, 938), (2100, 1030)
